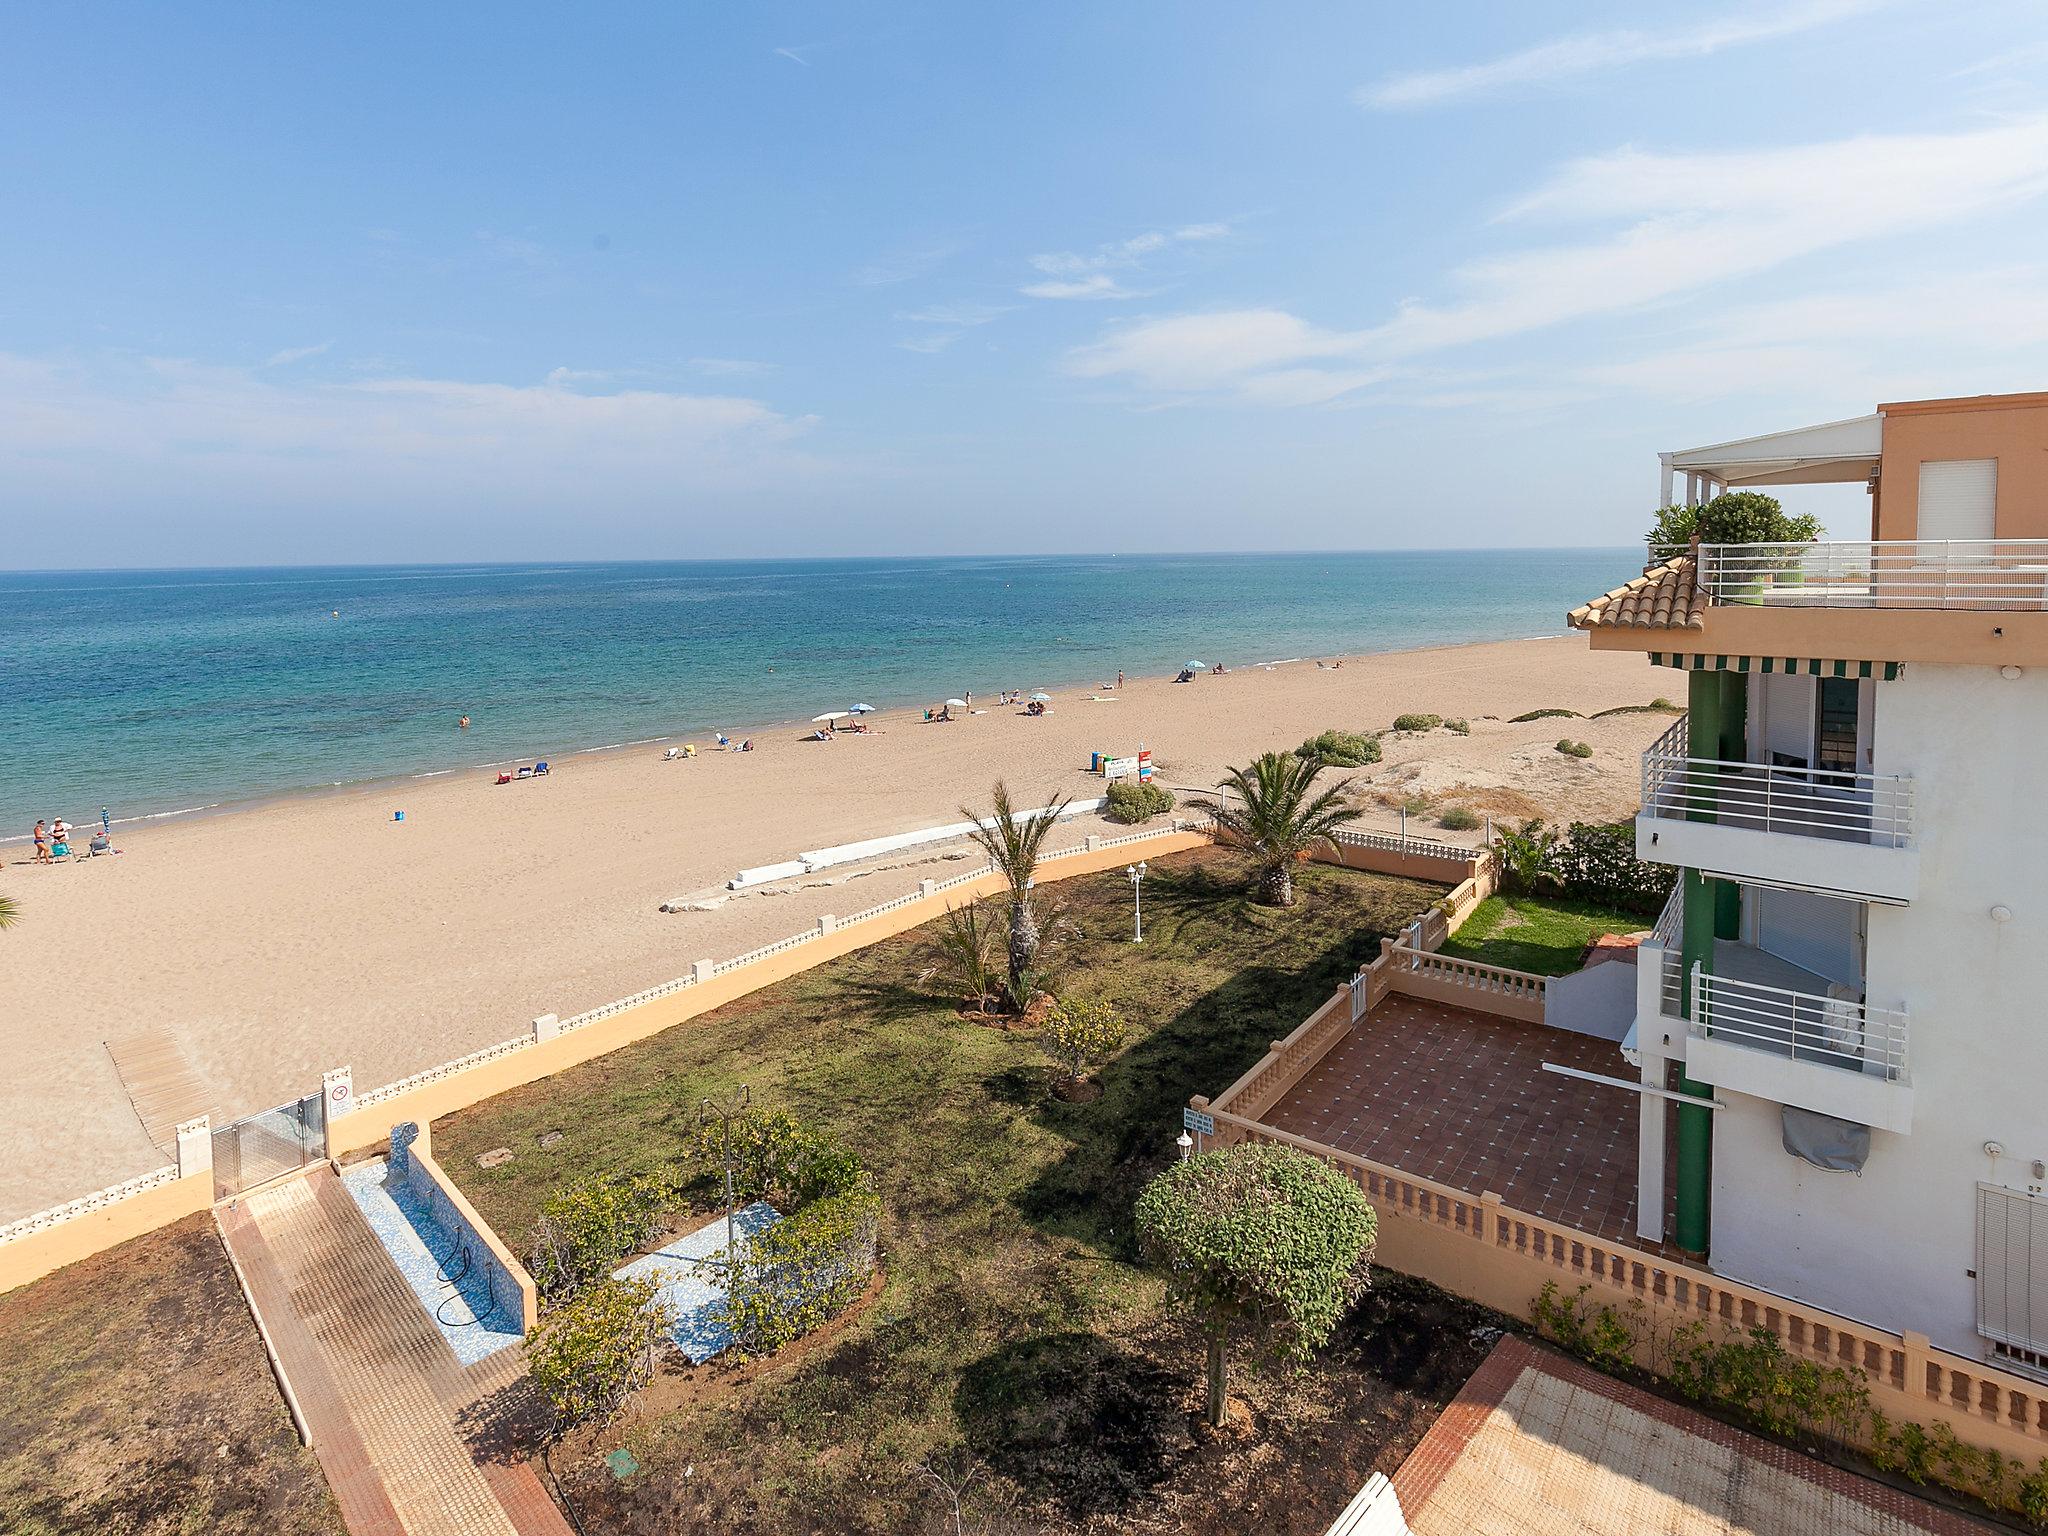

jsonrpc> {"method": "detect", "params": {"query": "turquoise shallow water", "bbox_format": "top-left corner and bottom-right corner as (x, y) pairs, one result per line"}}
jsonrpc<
(0, 550), (1636, 833)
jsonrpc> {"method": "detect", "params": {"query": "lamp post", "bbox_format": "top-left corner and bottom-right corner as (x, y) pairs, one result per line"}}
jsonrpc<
(1176, 1129), (1193, 1160)
(1126, 861), (1148, 943)
(698, 1083), (752, 1261)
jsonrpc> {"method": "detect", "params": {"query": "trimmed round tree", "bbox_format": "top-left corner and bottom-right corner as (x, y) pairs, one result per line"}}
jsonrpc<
(1135, 1143), (1376, 1428)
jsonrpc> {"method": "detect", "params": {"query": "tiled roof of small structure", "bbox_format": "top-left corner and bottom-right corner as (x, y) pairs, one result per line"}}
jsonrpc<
(1567, 556), (1706, 631)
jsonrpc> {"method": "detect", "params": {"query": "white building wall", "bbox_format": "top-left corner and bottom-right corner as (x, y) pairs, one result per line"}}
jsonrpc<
(1708, 663), (2048, 1355)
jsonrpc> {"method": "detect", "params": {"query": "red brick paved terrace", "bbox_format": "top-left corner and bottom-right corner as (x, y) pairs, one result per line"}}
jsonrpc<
(1263, 994), (1644, 1244)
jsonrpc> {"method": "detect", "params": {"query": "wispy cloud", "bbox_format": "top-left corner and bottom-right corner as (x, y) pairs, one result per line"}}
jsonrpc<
(0, 354), (818, 518)
(687, 356), (778, 377)
(1068, 118), (2048, 404)
(774, 45), (812, 66)
(263, 342), (331, 368)
(852, 240), (963, 287)
(1360, 0), (1879, 110)
(1022, 223), (1230, 299)
(894, 302), (1010, 353)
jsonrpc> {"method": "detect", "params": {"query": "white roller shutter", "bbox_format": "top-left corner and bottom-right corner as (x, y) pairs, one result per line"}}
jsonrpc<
(1916, 459), (1997, 545)
(1977, 1183), (2048, 1353)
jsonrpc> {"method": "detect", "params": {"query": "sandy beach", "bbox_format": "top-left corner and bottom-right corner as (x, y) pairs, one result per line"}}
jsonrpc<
(0, 633), (1670, 1219)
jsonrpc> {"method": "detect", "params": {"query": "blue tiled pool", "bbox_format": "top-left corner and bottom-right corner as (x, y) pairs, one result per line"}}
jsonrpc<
(342, 1157), (524, 1366)
(615, 1202), (780, 1364)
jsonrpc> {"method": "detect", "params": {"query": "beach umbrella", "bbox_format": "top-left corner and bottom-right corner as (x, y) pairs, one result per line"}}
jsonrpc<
(1186, 660), (1206, 669)
(850, 703), (876, 714)
(812, 711), (850, 723)
(945, 698), (968, 708)
(1030, 692), (1052, 702)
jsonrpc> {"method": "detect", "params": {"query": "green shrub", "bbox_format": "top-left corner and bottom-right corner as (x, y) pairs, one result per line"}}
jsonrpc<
(1510, 708), (1578, 722)
(1297, 729), (1381, 767)
(1555, 738), (1593, 758)
(1391, 713), (1441, 733)
(1437, 806), (1481, 832)
(528, 1172), (677, 1301)
(1136, 1145), (1376, 1427)
(1545, 820), (1676, 915)
(1646, 490), (1821, 558)
(526, 1276), (673, 1432)
(1041, 997), (1127, 1085)
(725, 1184), (882, 1356)
(1530, 1282), (1636, 1376)
(1492, 820), (1558, 897)
(689, 1107), (865, 1210)
(1444, 718), (1470, 735)
(1103, 779), (1175, 823)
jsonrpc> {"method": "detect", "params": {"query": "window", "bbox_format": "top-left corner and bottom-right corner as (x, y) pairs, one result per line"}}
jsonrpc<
(1977, 1183), (2048, 1359)
(1917, 458), (1997, 545)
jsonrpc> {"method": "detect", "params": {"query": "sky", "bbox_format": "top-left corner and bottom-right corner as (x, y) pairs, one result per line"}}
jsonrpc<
(6, 1), (2048, 568)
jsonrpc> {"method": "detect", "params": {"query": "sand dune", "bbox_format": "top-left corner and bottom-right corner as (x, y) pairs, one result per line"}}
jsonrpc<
(0, 633), (1670, 1218)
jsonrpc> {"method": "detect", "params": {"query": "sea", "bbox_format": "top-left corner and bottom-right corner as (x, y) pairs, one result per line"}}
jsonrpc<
(0, 550), (1637, 835)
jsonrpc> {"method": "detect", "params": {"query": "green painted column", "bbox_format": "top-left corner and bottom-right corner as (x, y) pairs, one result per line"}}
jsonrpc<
(1671, 666), (1730, 1258)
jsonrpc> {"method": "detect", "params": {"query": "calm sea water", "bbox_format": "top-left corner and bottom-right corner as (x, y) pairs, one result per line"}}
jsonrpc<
(0, 551), (1635, 833)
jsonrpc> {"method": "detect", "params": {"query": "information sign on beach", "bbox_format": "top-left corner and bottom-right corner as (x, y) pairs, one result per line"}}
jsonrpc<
(1104, 755), (1141, 782)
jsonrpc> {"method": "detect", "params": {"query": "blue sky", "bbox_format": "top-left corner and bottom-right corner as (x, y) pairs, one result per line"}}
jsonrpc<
(6, 1), (2048, 567)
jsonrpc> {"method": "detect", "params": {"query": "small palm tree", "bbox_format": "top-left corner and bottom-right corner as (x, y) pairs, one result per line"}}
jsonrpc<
(0, 894), (16, 930)
(1208, 752), (1360, 907)
(960, 780), (1069, 1010)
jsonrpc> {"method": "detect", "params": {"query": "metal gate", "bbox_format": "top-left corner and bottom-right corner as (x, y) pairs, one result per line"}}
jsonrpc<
(212, 1091), (325, 1200)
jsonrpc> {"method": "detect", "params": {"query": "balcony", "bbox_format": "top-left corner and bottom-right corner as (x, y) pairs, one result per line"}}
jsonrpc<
(1637, 716), (1917, 902)
(1631, 901), (1913, 1132)
(1687, 961), (1912, 1133)
(1696, 540), (2048, 611)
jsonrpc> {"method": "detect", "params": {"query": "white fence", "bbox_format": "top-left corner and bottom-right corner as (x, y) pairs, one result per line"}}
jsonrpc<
(1693, 539), (2048, 610)
(1640, 714), (1914, 848)
(1690, 964), (1909, 1080)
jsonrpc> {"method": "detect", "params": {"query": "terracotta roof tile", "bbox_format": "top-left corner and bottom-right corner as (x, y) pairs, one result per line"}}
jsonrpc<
(1567, 556), (1706, 632)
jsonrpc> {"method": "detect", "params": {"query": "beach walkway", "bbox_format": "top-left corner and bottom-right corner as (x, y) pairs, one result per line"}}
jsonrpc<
(218, 1166), (570, 1536)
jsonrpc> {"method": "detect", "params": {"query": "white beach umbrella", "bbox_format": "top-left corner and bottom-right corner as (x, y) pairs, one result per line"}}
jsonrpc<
(1185, 660), (1206, 669)
(850, 703), (876, 713)
(945, 698), (968, 708)
(812, 711), (850, 723)
(1029, 692), (1052, 702)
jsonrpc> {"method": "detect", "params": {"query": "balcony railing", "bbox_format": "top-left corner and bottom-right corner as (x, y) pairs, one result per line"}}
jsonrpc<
(1641, 714), (1914, 849)
(1691, 539), (2048, 610)
(1648, 884), (1683, 1016)
(1690, 964), (1908, 1081)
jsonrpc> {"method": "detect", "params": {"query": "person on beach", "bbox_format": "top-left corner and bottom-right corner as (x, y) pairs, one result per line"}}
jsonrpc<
(1117, 670), (1124, 690)
(32, 820), (50, 864)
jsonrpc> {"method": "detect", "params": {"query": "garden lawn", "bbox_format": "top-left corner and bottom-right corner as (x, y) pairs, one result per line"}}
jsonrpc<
(1436, 893), (1647, 976)
(0, 1213), (343, 1536)
(437, 846), (1505, 1536)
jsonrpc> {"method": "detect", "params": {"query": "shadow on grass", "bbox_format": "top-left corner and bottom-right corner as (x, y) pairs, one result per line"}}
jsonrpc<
(954, 1331), (1187, 1520)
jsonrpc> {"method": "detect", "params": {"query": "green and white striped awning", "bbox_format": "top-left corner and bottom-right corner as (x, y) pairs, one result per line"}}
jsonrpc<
(1648, 653), (1903, 679)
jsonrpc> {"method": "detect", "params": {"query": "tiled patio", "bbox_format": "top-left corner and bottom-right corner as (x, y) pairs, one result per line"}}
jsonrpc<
(1392, 1336), (1993, 1534)
(1264, 994), (1643, 1243)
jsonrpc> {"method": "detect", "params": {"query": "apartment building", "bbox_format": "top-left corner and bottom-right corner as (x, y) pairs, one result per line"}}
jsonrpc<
(1569, 390), (2048, 1372)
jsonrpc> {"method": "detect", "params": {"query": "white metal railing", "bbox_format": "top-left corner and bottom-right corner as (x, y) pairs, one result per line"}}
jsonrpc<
(1688, 539), (2048, 610)
(1690, 964), (1908, 1080)
(1648, 884), (1683, 1016)
(1641, 714), (1913, 848)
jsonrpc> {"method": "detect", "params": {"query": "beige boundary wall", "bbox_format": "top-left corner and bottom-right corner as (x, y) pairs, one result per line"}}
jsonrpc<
(1198, 878), (2048, 1470)
(0, 821), (1219, 1294)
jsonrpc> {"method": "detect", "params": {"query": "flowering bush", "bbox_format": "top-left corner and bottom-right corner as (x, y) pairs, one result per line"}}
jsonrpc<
(1041, 997), (1127, 1086)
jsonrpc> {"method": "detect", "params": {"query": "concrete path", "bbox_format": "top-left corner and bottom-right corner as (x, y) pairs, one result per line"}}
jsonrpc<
(219, 1165), (570, 1536)
(1392, 1336), (1992, 1535)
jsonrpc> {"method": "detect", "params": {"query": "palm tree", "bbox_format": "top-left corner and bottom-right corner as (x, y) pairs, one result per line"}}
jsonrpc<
(0, 894), (16, 930)
(960, 780), (1069, 1009)
(1208, 752), (1360, 907)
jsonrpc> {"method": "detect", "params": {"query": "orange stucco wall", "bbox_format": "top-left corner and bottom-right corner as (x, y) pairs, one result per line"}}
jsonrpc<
(1875, 393), (2048, 541)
